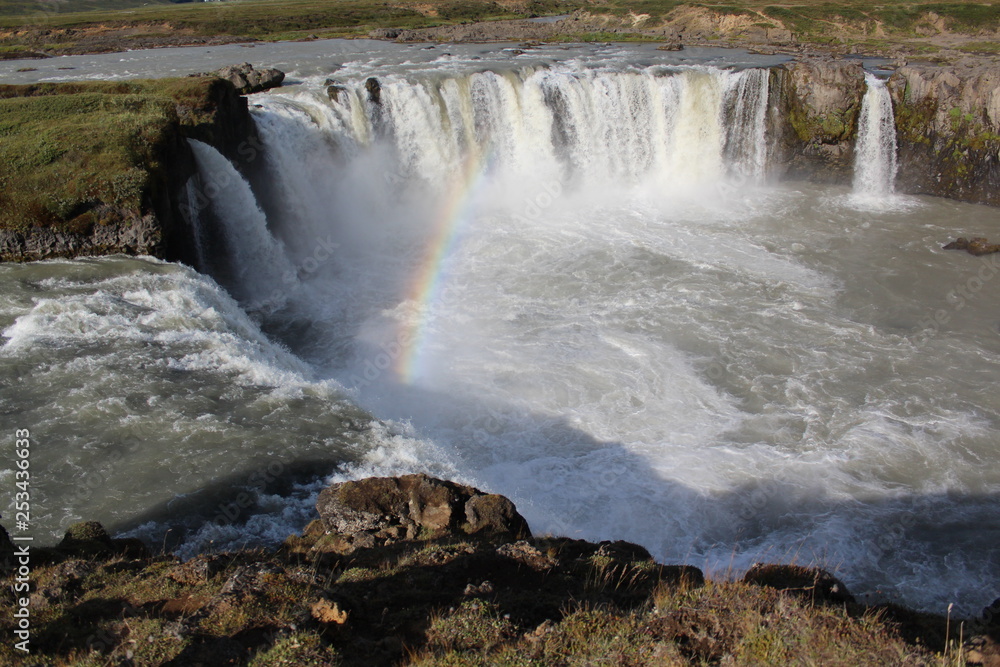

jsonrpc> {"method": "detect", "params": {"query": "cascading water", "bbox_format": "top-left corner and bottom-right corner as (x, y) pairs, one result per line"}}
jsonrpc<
(271, 65), (772, 192)
(6, 49), (999, 616)
(853, 72), (898, 196)
(188, 139), (298, 312)
(723, 68), (770, 180)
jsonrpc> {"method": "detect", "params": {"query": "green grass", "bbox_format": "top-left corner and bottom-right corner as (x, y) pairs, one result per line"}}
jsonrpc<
(0, 0), (573, 35)
(920, 1), (1000, 30)
(0, 518), (972, 667)
(0, 78), (218, 233)
(0, 0), (180, 17)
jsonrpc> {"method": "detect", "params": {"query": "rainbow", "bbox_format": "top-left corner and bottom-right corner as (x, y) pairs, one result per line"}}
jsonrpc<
(396, 149), (493, 384)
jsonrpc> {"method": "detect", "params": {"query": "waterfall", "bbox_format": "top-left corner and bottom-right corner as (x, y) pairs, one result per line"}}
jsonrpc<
(853, 73), (898, 196)
(188, 139), (297, 312)
(261, 65), (773, 195)
(182, 176), (208, 272)
(723, 68), (770, 181)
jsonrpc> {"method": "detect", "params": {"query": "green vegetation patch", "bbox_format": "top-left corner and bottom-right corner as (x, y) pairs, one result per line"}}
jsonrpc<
(919, 2), (1000, 30)
(0, 0), (180, 17)
(0, 77), (215, 233)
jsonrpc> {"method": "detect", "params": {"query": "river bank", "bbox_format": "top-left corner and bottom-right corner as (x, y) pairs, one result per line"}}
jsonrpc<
(2, 474), (996, 666)
(3, 0), (1000, 63)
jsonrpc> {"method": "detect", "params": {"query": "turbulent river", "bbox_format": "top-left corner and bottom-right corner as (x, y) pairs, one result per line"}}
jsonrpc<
(1, 40), (999, 615)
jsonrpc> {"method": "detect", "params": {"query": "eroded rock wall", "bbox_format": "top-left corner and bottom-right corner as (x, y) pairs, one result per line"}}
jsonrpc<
(772, 56), (1000, 207)
(889, 62), (1000, 205)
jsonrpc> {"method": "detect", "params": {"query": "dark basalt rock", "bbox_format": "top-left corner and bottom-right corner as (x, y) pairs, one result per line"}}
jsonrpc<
(314, 473), (530, 554)
(325, 81), (348, 103)
(743, 563), (854, 604)
(215, 62), (285, 95)
(595, 539), (653, 563)
(365, 77), (382, 106)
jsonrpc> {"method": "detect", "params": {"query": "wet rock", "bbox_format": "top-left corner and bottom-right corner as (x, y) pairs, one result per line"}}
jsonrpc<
(943, 237), (1000, 255)
(365, 77), (382, 106)
(215, 62), (285, 95)
(315, 474), (530, 553)
(368, 28), (402, 40)
(778, 58), (866, 184)
(968, 238), (1000, 255)
(326, 83), (348, 103)
(889, 63), (1000, 206)
(743, 563), (854, 604)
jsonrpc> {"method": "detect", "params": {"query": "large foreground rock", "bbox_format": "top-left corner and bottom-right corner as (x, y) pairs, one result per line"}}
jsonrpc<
(315, 474), (530, 553)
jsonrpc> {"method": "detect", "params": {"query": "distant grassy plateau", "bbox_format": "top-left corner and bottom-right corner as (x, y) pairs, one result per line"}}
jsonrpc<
(1, 0), (1000, 60)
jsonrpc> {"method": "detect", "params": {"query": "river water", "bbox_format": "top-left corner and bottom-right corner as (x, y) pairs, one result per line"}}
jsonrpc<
(1, 40), (998, 615)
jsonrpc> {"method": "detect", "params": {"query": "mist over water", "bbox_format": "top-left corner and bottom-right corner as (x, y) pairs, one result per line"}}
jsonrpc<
(2, 48), (999, 614)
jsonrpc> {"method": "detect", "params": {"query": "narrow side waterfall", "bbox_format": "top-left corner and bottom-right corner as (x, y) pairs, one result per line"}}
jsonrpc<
(853, 73), (898, 196)
(188, 139), (297, 312)
(723, 68), (770, 181)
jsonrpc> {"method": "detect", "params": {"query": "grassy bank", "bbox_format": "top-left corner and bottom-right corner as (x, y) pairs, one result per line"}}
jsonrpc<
(0, 77), (242, 238)
(0, 519), (977, 666)
(0, 0), (573, 54)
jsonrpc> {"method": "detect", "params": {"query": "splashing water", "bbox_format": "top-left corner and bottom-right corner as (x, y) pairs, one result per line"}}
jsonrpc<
(853, 73), (898, 197)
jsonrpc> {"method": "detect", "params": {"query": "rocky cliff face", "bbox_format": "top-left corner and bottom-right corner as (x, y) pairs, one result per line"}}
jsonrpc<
(773, 56), (1000, 208)
(889, 62), (1000, 205)
(772, 58), (867, 184)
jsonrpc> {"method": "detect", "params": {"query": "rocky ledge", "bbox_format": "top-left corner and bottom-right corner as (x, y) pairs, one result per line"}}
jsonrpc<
(2, 474), (998, 666)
